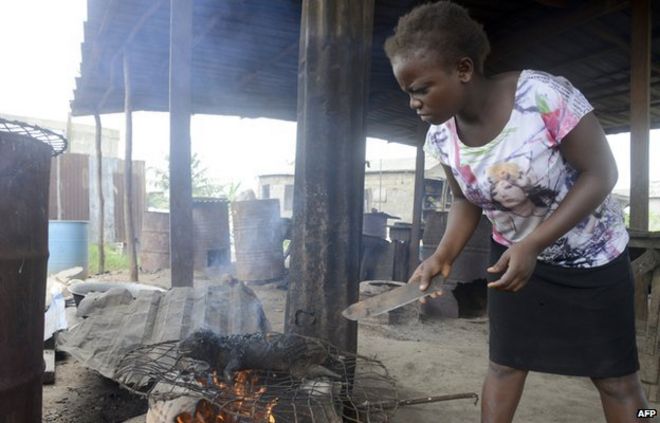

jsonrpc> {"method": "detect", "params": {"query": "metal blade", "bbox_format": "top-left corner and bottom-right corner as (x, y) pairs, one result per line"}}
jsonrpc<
(342, 277), (445, 321)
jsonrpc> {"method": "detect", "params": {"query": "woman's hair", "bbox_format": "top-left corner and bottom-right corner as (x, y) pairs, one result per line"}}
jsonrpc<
(384, 1), (491, 72)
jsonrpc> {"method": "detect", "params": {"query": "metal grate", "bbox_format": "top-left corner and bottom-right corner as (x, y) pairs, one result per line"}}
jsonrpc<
(0, 117), (67, 156)
(115, 332), (400, 423)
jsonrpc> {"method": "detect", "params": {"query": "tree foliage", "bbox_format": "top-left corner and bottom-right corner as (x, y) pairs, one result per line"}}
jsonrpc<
(147, 153), (241, 209)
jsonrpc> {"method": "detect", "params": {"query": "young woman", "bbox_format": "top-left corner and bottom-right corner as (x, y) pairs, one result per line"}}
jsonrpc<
(385, 2), (648, 422)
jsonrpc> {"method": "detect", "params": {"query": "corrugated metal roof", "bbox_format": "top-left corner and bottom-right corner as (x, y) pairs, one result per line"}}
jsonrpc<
(71, 0), (660, 144)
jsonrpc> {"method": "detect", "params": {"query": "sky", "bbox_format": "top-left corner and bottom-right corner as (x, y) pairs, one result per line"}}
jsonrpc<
(0, 0), (657, 193)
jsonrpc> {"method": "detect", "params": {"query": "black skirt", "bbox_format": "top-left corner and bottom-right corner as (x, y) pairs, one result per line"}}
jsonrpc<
(488, 240), (639, 378)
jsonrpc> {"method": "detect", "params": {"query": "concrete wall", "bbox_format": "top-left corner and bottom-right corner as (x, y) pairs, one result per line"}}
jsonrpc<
(258, 171), (418, 223)
(364, 171), (415, 222)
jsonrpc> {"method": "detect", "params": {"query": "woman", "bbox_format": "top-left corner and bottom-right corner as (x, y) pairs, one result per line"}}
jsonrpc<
(384, 2), (648, 422)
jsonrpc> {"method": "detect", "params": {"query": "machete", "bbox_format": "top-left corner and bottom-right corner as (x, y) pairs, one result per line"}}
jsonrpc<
(342, 276), (445, 321)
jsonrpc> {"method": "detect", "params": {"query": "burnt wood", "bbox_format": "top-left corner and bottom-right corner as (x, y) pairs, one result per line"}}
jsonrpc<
(285, 0), (375, 354)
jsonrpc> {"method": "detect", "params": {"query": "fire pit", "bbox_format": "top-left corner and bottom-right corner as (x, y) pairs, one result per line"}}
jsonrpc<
(115, 331), (399, 422)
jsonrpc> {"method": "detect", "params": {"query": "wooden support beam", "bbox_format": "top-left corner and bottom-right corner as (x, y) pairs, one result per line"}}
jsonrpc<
(94, 113), (105, 274)
(169, 0), (194, 287)
(409, 125), (426, 278)
(123, 52), (139, 282)
(285, 0), (375, 353)
(629, 0), (651, 231)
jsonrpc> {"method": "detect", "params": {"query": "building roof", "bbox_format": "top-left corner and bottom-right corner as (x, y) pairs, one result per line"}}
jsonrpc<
(71, 0), (660, 145)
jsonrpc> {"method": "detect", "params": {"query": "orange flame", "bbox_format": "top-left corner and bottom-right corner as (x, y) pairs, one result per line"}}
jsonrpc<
(175, 370), (277, 423)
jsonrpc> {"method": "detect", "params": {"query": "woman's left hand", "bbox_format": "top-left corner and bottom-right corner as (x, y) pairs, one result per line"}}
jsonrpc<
(486, 240), (542, 292)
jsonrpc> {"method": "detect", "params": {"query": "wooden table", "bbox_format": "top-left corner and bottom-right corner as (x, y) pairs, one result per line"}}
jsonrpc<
(629, 230), (660, 400)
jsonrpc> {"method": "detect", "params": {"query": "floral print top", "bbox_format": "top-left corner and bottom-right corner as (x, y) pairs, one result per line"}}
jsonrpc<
(424, 70), (628, 268)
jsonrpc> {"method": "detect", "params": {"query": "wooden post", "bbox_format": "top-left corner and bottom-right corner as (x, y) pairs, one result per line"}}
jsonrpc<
(169, 0), (194, 287)
(629, 0), (651, 231)
(123, 52), (138, 281)
(285, 0), (374, 354)
(409, 129), (426, 278)
(94, 113), (105, 274)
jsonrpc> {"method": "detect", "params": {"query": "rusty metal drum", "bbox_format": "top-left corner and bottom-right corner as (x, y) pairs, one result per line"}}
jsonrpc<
(421, 211), (492, 283)
(231, 199), (284, 282)
(140, 211), (170, 273)
(0, 121), (64, 422)
(192, 198), (230, 271)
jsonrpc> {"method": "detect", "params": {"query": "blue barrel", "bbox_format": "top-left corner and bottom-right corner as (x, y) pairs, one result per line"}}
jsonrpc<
(48, 220), (89, 278)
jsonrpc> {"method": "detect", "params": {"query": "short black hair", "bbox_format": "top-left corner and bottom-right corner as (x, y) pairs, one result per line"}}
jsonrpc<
(384, 1), (491, 72)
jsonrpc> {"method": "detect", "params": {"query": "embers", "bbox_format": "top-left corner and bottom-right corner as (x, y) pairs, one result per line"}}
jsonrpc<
(175, 370), (276, 422)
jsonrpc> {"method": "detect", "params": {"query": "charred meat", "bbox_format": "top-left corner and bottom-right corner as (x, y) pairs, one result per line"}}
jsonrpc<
(179, 330), (341, 382)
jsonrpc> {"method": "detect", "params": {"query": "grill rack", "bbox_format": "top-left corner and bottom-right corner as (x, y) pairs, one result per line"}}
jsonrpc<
(0, 117), (67, 156)
(114, 332), (399, 423)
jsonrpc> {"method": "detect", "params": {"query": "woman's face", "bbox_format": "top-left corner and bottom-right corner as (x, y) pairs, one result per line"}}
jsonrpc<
(391, 53), (464, 125)
(492, 180), (527, 209)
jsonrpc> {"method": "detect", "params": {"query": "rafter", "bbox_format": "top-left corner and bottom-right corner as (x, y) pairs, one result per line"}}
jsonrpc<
(489, 0), (629, 64)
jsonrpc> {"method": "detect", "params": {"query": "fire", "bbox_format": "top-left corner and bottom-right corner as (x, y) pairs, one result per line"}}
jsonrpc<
(175, 370), (277, 423)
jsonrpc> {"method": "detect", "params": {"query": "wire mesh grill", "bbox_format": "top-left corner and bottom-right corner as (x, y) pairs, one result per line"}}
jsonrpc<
(115, 332), (399, 422)
(0, 117), (67, 156)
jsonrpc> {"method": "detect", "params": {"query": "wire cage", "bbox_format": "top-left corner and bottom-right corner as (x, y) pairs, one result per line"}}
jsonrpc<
(115, 332), (399, 423)
(0, 117), (67, 156)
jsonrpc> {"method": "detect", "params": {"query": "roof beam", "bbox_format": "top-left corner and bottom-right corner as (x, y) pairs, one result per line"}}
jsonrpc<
(489, 0), (629, 64)
(587, 21), (660, 75)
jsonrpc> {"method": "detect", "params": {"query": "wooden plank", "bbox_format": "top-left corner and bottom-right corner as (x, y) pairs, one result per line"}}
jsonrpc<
(123, 52), (139, 282)
(642, 268), (660, 387)
(409, 134), (425, 279)
(94, 113), (105, 274)
(169, 0), (194, 287)
(633, 249), (660, 278)
(629, 0), (651, 231)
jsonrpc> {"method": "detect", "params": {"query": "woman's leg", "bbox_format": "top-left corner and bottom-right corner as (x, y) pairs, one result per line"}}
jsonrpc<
(591, 372), (648, 422)
(482, 361), (529, 423)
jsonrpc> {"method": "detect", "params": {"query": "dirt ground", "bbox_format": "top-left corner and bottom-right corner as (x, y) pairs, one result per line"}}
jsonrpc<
(43, 270), (617, 422)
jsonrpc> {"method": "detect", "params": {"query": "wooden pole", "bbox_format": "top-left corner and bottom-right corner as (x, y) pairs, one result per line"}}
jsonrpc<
(169, 0), (194, 287)
(409, 125), (426, 278)
(285, 0), (374, 354)
(94, 113), (105, 274)
(123, 52), (138, 281)
(629, 0), (651, 231)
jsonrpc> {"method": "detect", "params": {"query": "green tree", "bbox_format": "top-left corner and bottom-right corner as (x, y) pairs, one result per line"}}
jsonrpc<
(147, 153), (240, 209)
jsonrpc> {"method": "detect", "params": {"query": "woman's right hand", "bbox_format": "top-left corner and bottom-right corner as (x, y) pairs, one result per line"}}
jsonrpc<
(408, 251), (452, 303)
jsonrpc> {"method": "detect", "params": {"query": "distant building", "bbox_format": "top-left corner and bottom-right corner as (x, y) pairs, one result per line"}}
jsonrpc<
(613, 181), (660, 215)
(2, 114), (144, 244)
(0, 113), (120, 158)
(257, 156), (447, 223)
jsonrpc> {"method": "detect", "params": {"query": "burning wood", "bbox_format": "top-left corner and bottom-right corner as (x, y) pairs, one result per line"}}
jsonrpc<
(173, 371), (277, 423)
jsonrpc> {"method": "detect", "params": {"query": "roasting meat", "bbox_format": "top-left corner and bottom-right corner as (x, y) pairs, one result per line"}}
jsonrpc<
(179, 330), (341, 382)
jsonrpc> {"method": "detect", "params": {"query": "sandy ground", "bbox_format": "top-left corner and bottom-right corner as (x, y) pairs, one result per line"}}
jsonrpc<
(43, 270), (612, 422)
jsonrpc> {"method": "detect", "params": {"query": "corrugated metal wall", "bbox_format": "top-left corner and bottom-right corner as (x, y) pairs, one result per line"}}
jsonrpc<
(48, 153), (145, 244)
(49, 154), (90, 220)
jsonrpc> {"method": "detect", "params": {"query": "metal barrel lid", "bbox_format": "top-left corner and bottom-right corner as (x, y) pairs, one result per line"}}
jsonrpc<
(0, 117), (67, 156)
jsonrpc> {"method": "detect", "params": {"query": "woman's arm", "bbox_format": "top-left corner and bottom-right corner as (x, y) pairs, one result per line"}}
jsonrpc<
(488, 112), (618, 291)
(411, 164), (483, 291)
